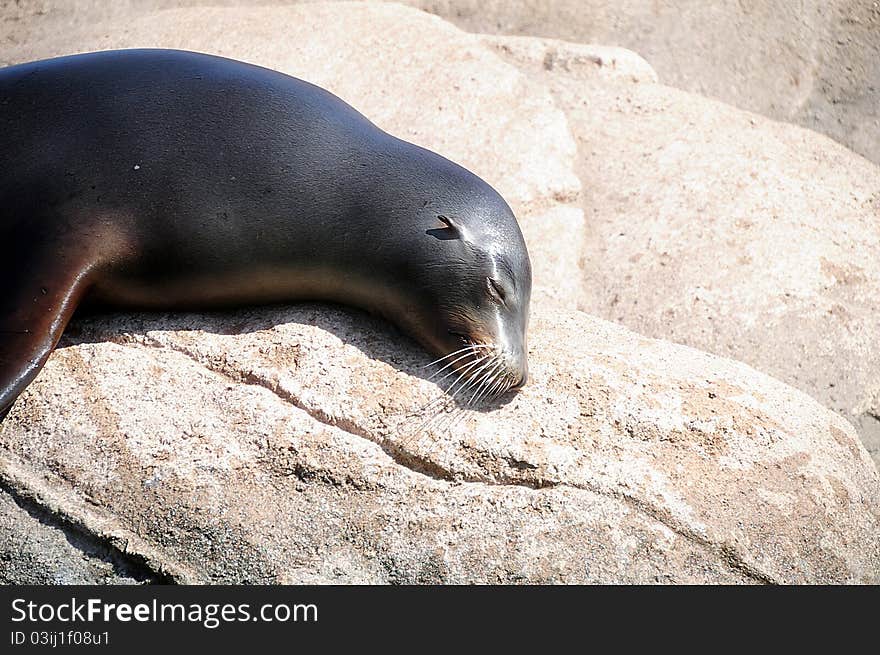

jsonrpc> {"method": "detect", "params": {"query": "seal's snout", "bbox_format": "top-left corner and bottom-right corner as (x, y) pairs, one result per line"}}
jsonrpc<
(506, 343), (528, 390)
(510, 358), (528, 389)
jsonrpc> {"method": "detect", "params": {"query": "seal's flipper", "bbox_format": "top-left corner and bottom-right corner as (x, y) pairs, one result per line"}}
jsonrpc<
(0, 252), (94, 417)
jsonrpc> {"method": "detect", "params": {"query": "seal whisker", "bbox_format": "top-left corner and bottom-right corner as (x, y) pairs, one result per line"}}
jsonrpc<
(429, 357), (490, 387)
(479, 372), (509, 405)
(444, 406), (472, 434)
(426, 348), (490, 380)
(396, 351), (493, 443)
(440, 355), (491, 395)
(455, 356), (498, 396)
(422, 344), (491, 370)
(487, 375), (513, 402)
(423, 356), (491, 399)
(428, 398), (469, 435)
(436, 409), (466, 435)
(470, 369), (505, 407)
(443, 356), (495, 401)
(397, 350), (516, 445)
(403, 396), (460, 441)
(466, 359), (505, 407)
(455, 361), (497, 407)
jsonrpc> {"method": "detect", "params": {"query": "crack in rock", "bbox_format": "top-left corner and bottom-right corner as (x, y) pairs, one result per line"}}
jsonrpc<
(555, 480), (778, 584)
(131, 335), (461, 484)
(137, 335), (778, 584)
(0, 459), (185, 584)
(0, 478), (168, 583)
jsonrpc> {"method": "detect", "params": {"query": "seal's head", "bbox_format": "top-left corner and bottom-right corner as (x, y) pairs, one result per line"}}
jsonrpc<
(383, 164), (532, 401)
(421, 208), (531, 393)
(349, 137), (531, 402)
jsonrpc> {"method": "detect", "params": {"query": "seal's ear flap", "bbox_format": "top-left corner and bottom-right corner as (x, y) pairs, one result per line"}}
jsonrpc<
(427, 214), (463, 241)
(437, 214), (462, 234)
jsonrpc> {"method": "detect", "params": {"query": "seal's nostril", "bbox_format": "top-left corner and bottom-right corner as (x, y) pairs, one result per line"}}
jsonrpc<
(506, 360), (528, 390)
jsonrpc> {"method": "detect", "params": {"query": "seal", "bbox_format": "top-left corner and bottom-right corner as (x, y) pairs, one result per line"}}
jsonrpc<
(0, 49), (531, 416)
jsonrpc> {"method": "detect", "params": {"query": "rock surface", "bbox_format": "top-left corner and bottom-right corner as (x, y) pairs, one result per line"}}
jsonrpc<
(412, 0), (880, 167)
(0, 2), (878, 583)
(2, 303), (878, 583)
(480, 35), (880, 467)
(0, 485), (145, 584)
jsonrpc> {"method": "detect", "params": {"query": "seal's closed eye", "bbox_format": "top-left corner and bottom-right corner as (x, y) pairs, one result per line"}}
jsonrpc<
(487, 277), (507, 305)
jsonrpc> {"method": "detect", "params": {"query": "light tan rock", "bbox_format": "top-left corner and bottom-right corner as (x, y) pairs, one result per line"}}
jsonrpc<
(480, 33), (659, 85)
(485, 35), (880, 468)
(2, 303), (878, 583)
(407, 0), (880, 167)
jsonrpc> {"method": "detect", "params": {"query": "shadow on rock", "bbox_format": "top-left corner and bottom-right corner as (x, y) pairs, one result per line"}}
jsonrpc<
(59, 303), (517, 414)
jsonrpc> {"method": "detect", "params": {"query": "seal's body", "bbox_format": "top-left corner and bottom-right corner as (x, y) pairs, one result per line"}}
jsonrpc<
(0, 49), (531, 415)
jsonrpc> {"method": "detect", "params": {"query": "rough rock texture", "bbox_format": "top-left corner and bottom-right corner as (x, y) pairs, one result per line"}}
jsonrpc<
(0, 2), (878, 583)
(411, 0), (880, 167)
(479, 35), (880, 467)
(2, 304), (878, 584)
(0, 486), (145, 584)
